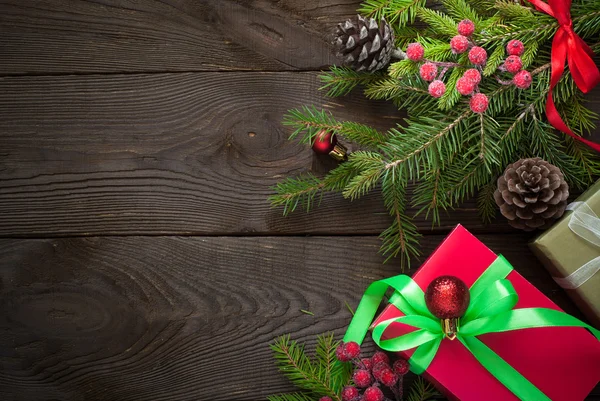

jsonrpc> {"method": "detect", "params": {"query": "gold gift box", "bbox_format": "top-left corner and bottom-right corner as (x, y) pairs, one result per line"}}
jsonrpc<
(530, 180), (600, 329)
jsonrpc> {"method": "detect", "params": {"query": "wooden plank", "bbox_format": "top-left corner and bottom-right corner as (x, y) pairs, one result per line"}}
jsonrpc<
(0, 71), (535, 237)
(0, 0), (361, 74)
(0, 234), (596, 400)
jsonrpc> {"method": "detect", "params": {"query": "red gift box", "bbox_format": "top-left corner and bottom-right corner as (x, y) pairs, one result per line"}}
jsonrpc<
(372, 225), (600, 401)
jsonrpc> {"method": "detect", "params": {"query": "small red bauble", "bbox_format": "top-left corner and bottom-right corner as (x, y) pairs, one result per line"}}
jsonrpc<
(468, 46), (487, 65)
(450, 35), (469, 54)
(363, 386), (384, 401)
(352, 369), (372, 388)
(312, 130), (338, 155)
(457, 19), (475, 37)
(393, 359), (410, 375)
(419, 62), (438, 82)
(504, 55), (523, 74)
(406, 42), (425, 61)
(470, 93), (489, 114)
(425, 276), (470, 319)
(513, 70), (532, 89)
(507, 39), (525, 56)
(341, 386), (359, 401)
(463, 68), (481, 84)
(456, 77), (476, 95)
(428, 80), (446, 98)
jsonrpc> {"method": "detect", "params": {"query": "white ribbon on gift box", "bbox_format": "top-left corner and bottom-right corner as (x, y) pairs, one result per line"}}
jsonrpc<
(552, 202), (600, 289)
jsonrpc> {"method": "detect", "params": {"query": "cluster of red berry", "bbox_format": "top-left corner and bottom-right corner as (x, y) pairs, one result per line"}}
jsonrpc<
(404, 19), (532, 114)
(319, 341), (410, 401)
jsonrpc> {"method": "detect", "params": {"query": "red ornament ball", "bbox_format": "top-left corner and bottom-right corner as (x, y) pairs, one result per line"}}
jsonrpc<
(420, 62), (438, 82)
(513, 70), (532, 89)
(469, 46), (487, 65)
(363, 386), (384, 401)
(336, 341), (361, 362)
(504, 55), (523, 74)
(428, 80), (446, 98)
(312, 130), (338, 155)
(470, 93), (489, 114)
(352, 369), (372, 388)
(507, 39), (525, 56)
(463, 68), (481, 84)
(341, 386), (360, 401)
(450, 35), (469, 54)
(457, 19), (475, 37)
(371, 351), (390, 366)
(393, 359), (410, 375)
(425, 276), (470, 319)
(406, 42), (425, 61)
(456, 77), (476, 96)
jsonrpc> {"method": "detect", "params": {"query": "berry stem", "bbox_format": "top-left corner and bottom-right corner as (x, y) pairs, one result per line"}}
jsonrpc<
(425, 59), (462, 68)
(495, 75), (513, 85)
(438, 66), (449, 80)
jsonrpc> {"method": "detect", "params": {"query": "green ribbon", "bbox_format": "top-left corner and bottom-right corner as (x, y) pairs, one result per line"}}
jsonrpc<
(343, 256), (600, 401)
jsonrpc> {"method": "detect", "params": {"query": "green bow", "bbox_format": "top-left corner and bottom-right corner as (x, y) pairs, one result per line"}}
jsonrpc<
(343, 256), (600, 401)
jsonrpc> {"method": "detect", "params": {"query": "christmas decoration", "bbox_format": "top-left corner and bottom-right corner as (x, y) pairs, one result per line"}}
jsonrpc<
(494, 157), (569, 231)
(312, 130), (348, 161)
(341, 225), (600, 401)
(334, 15), (404, 72)
(272, 0), (600, 268)
(425, 275), (470, 340)
(530, 179), (600, 328)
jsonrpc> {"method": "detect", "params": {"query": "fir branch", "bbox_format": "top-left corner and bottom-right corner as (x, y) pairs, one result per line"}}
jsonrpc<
(270, 175), (325, 216)
(405, 377), (440, 401)
(477, 181), (498, 224)
(417, 7), (458, 38)
(342, 151), (385, 200)
(360, 0), (426, 27)
(320, 66), (383, 97)
(442, 0), (482, 25)
(267, 393), (315, 401)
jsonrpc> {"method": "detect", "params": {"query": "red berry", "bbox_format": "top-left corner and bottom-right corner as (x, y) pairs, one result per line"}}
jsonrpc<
(319, 397), (333, 401)
(363, 386), (384, 401)
(406, 42), (425, 61)
(336, 341), (360, 362)
(463, 68), (481, 84)
(457, 19), (475, 36)
(342, 386), (360, 401)
(450, 35), (469, 54)
(372, 362), (389, 382)
(469, 46), (487, 65)
(360, 358), (373, 371)
(353, 369), (372, 388)
(393, 359), (410, 375)
(336, 342), (349, 361)
(507, 39), (525, 56)
(470, 93), (489, 114)
(456, 77), (476, 95)
(419, 62), (438, 82)
(371, 351), (390, 366)
(504, 55), (523, 74)
(513, 70), (532, 89)
(379, 368), (398, 387)
(428, 80), (446, 98)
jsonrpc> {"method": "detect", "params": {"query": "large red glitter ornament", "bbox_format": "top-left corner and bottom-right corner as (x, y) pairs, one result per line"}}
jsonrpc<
(425, 275), (470, 340)
(312, 130), (348, 161)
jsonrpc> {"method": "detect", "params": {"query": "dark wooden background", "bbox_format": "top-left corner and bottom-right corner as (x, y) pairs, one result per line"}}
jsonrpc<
(0, 1), (598, 400)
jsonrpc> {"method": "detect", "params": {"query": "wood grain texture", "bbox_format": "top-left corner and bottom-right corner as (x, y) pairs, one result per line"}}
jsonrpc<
(0, 0), (358, 74)
(0, 234), (596, 401)
(0, 71), (529, 237)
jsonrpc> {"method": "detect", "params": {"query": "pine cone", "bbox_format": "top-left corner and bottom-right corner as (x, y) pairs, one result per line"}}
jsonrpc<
(334, 15), (397, 72)
(494, 158), (569, 231)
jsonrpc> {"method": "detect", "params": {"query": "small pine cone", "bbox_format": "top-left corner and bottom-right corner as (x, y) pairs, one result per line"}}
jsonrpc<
(494, 158), (569, 231)
(334, 15), (396, 72)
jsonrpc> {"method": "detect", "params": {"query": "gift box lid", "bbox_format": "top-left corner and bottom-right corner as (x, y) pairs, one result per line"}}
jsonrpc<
(373, 225), (600, 401)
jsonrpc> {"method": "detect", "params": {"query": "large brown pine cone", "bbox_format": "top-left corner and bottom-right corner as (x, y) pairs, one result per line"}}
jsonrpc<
(494, 157), (569, 231)
(334, 15), (397, 72)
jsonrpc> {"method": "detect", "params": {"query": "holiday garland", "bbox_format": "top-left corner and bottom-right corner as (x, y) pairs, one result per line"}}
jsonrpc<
(270, 0), (600, 267)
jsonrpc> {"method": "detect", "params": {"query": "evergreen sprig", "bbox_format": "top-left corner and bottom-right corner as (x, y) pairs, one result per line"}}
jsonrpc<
(405, 377), (441, 401)
(272, 0), (600, 267)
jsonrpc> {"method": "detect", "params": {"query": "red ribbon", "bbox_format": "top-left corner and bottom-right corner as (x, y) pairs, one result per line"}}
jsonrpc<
(527, 0), (600, 151)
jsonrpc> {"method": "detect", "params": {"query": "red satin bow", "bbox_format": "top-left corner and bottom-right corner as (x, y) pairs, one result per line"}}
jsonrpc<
(527, 0), (600, 151)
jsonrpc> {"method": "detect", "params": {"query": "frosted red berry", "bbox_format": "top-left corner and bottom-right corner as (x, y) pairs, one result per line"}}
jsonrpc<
(469, 46), (487, 65)
(428, 80), (446, 98)
(360, 358), (373, 371)
(419, 62), (438, 82)
(319, 397), (333, 401)
(393, 359), (410, 375)
(371, 351), (390, 366)
(342, 386), (360, 401)
(406, 42), (425, 61)
(463, 68), (481, 84)
(336, 341), (361, 362)
(507, 39), (525, 56)
(470, 93), (489, 114)
(457, 19), (475, 36)
(504, 55), (523, 74)
(513, 70), (532, 89)
(372, 362), (389, 382)
(353, 369), (372, 388)
(456, 77), (476, 95)
(379, 368), (399, 386)
(450, 35), (469, 54)
(363, 386), (384, 401)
